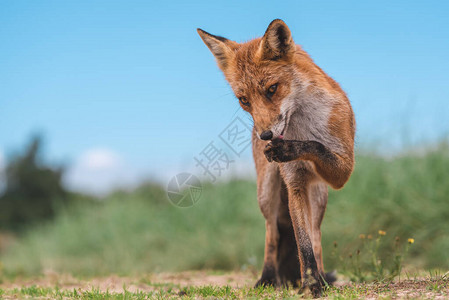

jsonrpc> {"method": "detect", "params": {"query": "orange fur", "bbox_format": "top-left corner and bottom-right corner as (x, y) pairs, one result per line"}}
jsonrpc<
(198, 19), (355, 297)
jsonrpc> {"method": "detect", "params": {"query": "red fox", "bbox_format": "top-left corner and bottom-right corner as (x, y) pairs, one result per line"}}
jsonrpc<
(197, 19), (355, 297)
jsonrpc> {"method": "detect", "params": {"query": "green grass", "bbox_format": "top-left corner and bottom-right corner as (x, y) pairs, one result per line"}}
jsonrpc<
(0, 285), (157, 300)
(0, 274), (448, 299)
(0, 142), (448, 279)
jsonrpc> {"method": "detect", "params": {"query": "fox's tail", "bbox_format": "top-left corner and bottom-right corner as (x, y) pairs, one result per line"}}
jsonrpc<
(323, 270), (337, 286)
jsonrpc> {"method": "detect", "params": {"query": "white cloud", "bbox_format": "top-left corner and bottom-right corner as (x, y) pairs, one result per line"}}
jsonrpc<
(76, 148), (123, 171)
(0, 150), (6, 195)
(0, 150), (4, 171)
(63, 147), (258, 197)
(64, 148), (143, 196)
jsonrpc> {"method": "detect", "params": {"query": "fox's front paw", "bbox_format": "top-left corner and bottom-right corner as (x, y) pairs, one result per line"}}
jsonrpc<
(254, 276), (278, 288)
(264, 139), (300, 163)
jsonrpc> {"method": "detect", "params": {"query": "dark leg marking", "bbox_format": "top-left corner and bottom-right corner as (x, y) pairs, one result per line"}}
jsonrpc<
(277, 180), (301, 287)
(296, 226), (324, 297)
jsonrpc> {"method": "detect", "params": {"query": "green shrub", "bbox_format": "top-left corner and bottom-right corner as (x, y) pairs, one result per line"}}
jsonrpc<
(1, 143), (448, 277)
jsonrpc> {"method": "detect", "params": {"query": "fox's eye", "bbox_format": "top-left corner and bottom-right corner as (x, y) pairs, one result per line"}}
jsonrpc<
(239, 97), (250, 106)
(267, 84), (278, 97)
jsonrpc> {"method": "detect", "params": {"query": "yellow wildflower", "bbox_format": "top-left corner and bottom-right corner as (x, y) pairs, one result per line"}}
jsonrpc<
(408, 238), (415, 244)
(378, 230), (386, 236)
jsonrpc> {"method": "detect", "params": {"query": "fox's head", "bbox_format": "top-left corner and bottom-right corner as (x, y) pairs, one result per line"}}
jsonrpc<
(198, 19), (310, 141)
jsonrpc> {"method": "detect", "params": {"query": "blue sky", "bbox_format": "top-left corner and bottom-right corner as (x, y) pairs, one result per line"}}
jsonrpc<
(0, 1), (448, 193)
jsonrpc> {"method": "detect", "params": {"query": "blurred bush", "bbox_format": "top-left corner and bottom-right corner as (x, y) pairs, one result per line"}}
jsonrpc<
(0, 136), (67, 231)
(0, 180), (264, 277)
(0, 141), (448, 277)
(323, 141), (449, 271)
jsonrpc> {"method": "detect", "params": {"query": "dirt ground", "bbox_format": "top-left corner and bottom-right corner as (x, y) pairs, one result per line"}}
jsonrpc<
(1, 271), (255, 293)
(1, 271), (448, 299)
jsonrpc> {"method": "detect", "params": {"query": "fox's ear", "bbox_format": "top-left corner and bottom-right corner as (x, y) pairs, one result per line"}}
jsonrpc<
(258, 19), (295, 61)
(197, 28), (236, 71)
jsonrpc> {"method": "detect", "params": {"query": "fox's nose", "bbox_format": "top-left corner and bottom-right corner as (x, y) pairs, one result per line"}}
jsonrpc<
(260, 130), (273, 140)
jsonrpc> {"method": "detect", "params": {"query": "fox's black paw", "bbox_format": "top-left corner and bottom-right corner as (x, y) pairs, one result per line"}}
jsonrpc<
(300, 273), (325, 298)
(254, 276), (278, 288)
(264, 139), (299, 163)
(299, 271), (336, 298)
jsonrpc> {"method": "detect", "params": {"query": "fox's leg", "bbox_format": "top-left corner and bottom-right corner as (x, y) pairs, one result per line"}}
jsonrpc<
(279, 163), (324, 297)
(277, 180), (335, 288)
(264, 139), (353, 190)
(276, 180), (301, 287)
(309, 183), (328, 275)
(310, 183), (338, 285)
(254, 162), (282, 287)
